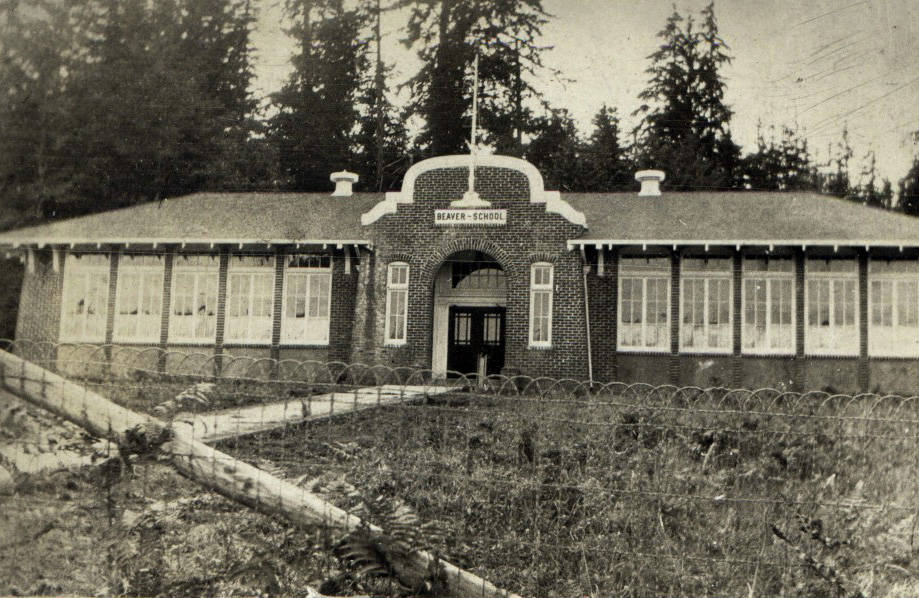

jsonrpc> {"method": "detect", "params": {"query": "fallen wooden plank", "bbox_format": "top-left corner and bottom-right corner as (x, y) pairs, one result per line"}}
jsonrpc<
(0, 350), (521, 598)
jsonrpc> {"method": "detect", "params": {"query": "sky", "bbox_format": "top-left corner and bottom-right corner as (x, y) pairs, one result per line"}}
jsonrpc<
(250, 0), (919, 184)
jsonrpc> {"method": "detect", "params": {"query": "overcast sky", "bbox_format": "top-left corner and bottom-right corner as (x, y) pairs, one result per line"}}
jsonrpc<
(251, 0), (919, 184)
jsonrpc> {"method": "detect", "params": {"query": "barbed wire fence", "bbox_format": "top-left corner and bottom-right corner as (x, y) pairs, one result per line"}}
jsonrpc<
(2, 339), (919, 597)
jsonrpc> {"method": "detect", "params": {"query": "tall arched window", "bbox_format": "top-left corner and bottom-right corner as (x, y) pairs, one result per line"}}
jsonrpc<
(385, 262), (409, 345)
(529, 263), (553, 347)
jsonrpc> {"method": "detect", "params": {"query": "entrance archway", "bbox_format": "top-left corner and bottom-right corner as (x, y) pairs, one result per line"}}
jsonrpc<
(431, 251), (507, 378)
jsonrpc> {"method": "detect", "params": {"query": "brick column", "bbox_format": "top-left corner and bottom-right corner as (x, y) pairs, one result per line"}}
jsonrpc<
(104, 250), (118, 363)
(157, 250), (174, 373)
(669, 250), (681, 385)
(732, 250), (743, 388)
(858, 250), (870, 392)
(213, 248), (229, 376)
(609, 248), (619, 381)
(270, 249), (285, 367)
(794, 249), (806, 391)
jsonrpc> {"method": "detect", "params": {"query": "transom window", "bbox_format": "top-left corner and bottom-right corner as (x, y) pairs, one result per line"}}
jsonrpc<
(385, 263), (409, 344)
(742, 258), (794, 354)
(169, 254), (219, 343)
(529, 263), (553, 347)
(281, 253), (332, 345)
(113, 253), (164, 343)
(60, 253), (110, 342)
(619, 257), (670, 351)
(680, 258), (732, 353)
(226, 255), (275, 344)
(869, 259), (919, 357)
(805, 259), (858, 356)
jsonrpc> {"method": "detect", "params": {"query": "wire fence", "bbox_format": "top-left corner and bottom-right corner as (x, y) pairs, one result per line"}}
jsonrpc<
(2, 339), (919, 597)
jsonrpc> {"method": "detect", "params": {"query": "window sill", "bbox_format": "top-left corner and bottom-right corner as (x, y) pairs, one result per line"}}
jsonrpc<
(616, 346), (670, 354)
(677, 348), (733, 355)
(528, 343), (553, 350)
(384, 342), (408, 348)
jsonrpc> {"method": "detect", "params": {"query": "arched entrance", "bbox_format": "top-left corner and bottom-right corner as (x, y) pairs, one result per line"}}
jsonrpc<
(431, 250), (507, 378)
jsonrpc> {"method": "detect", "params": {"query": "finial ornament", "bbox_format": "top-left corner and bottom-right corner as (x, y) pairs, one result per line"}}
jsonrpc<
(451, 48), (491, 208)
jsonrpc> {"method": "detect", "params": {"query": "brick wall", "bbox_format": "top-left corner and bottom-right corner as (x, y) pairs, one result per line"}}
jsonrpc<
(413, 166), (530, 201)
(357, 187), (589, 379)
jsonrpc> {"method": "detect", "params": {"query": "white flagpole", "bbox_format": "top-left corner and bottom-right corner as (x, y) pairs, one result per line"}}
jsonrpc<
(467, 50), (479, 197)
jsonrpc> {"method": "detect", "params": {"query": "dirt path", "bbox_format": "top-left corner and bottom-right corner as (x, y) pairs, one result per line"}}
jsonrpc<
(174, 384), (451, 443)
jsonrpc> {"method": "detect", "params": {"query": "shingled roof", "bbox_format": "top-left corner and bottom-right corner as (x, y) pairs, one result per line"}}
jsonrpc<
(566, 191), (919, 247)
(0, 192), (382, 245)
(3, 189), (919, 249)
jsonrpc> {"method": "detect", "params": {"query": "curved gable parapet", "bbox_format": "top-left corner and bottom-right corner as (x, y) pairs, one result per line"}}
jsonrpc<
(361, 154), (586, 227)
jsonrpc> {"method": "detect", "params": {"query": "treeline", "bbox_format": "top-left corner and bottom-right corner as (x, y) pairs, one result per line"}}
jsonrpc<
(1, 0), (917, 233)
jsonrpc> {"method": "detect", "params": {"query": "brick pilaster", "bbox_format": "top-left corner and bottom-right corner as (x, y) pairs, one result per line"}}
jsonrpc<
(270, 249), (285, 366)
(794, 249), (806, 391)
(157, 250), (174, 373)
(669, 250), (681, 385)
(732, 250), (743, 387)
(858, 250), (870, 392)
(213, 248), (229, 376)
(104, 250), (118, 363)
(609, 248), (619, 381)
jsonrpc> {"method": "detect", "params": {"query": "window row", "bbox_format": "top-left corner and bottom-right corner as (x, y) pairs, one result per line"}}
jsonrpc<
(383, 262), (555, 348)
(618, 257), (919, 357)
(60, 252), (332, 345)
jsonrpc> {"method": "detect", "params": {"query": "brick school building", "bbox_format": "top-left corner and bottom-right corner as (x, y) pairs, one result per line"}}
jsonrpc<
(5, 153), (919, 393)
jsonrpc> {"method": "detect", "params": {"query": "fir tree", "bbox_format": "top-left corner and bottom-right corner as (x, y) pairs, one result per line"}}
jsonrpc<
(525, 108), (583, 191)
(634, 2), (740, 190)
(269, 0), (369, 190)
(400, 0), (551, 157)
(582, 105), (631, 191)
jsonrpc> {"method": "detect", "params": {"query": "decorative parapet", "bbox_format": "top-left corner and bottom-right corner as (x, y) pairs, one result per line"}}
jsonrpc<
(360, 155), (586, 227)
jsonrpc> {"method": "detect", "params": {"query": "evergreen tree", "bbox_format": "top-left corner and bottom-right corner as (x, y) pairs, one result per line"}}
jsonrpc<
(0, 0), (91, 226)
(821, 126), (854, 199)
(400, 0), (551, 157)
(900, 155), (919, 216)
(854, 150), (892, 209)
(525, 108), (583, 191)
(634, 2), (740, 190)
(582, 105), (631, 191)
(269, 0), (368, 190)
(352, 0), (412, 192)
(742, 123), (817, 191)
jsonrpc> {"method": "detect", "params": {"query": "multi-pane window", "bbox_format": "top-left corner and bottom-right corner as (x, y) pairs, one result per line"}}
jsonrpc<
(169, 254), (219, 342)
(529, 263), (553, 347)
(680, 258), (732, 352)
(60, 253), (110, 342)
(282, 254), (332, 344)
(869, 260), (919, 357)
(805, 259), (858, 356)
(226, 255), (275, 344)
(742, 258), (794, 354)
(113, 254), (164, 342)
(619, 258), (670, 351)
(385, 263), (409, 344)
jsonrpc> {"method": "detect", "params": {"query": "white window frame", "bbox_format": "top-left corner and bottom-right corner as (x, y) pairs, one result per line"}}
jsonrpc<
(868, 260), (919, 357)
(529, 263), (553, 348)
(679, 258), (733, 354)
(225, 254), (276, 345)
(618, 258), (670, 352)
(113, 253), (164, 343)
(59, 252), (110, 343)
(804, 259), (858, 356)
(384, 262), (409, 346)
(168, 254), (220, 344)
(281, 253), (332, 345)
(741, 258), (795, 355)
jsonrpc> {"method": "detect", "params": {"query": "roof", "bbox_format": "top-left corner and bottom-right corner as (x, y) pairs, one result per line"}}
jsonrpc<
(3, 189), (919, 250)
(0, 192), (382, 246)
(565, 191), (919, 247)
